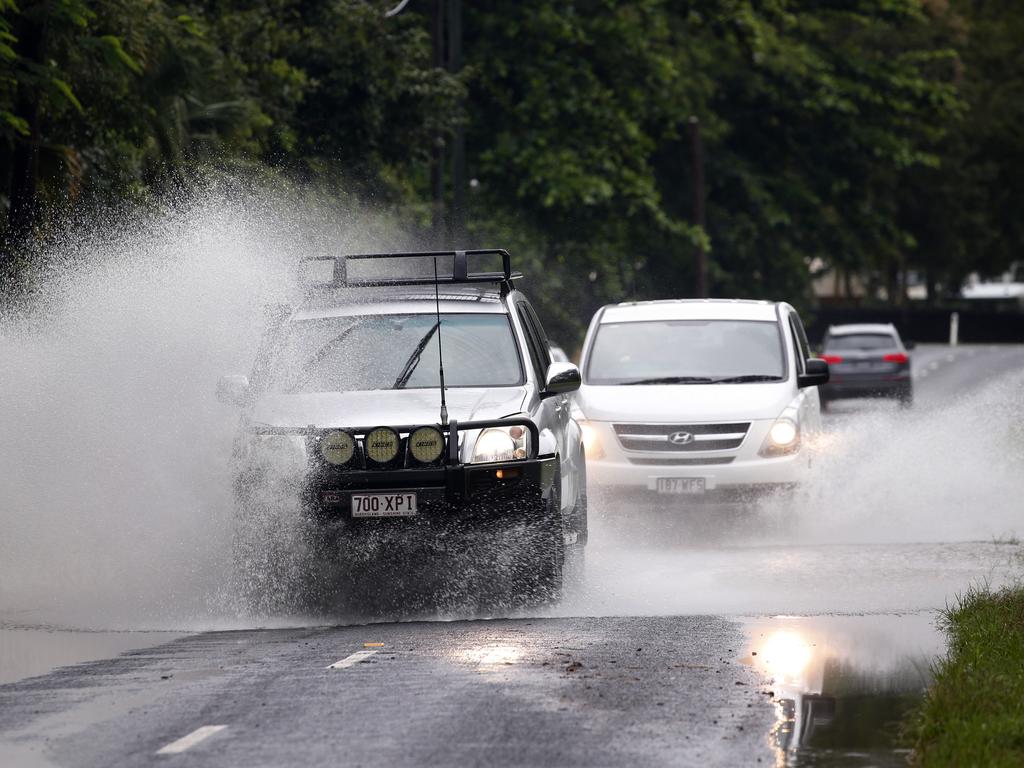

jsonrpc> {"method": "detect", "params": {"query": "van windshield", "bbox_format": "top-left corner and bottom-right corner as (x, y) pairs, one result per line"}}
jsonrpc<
(586, 319), (786, 385)
(266, 313), (524, 392)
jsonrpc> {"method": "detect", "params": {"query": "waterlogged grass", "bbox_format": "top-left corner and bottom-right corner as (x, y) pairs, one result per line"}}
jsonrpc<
(908, 587), (1024, 767)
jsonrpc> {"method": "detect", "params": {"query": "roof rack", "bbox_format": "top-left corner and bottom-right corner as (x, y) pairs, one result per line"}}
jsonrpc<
(303, 249), (521, 293)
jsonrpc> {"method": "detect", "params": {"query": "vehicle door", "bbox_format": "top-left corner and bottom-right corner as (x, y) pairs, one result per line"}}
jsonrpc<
(514, 299), (575, 508)
(787, 310), (822, 432)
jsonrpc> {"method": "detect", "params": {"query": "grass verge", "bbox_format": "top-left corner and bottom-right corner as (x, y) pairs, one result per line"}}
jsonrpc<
(907, 586), (1024, 767)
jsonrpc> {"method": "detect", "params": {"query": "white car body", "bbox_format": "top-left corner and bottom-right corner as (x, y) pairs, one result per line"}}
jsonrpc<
(574, 299), (824, 500)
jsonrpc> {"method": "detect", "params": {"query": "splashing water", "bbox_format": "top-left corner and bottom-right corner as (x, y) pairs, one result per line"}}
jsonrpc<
(791, 374), (1024, 545)
(0, 182), (396, 629)
(2, 182), (1023, 631)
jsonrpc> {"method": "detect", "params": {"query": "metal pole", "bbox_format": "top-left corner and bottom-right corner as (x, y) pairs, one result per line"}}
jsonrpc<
(431, 0), (445, 245)
(689, 116), (707, 298)
(447, 0), (465, 244)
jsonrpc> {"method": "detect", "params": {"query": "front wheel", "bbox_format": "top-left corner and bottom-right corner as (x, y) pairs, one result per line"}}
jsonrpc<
(532, 467), (565, 601)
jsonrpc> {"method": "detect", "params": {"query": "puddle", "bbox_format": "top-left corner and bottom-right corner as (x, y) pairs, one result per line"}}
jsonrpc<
(743, 613), (944, 767)
(0, 627), (183, 685)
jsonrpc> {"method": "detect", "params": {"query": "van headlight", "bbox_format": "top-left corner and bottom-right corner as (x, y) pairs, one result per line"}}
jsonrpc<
(760, 418), (800, 457)
(471, 426), (530, 463)
(579, 420), (605, 459)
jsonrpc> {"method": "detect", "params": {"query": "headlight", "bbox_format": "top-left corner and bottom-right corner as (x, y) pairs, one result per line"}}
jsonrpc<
(471, 426), (529, 463)
(579, 420), (604, 459)
(760, 417), (800, 457)
(409, 426), (445, 464)
(769, 421), (798, 447)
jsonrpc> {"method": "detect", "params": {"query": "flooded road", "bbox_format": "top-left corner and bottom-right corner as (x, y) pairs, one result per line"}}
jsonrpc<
(1, 344), (1023, 766)
(745, 613), (942, 767)
(0, 626), (183, 685)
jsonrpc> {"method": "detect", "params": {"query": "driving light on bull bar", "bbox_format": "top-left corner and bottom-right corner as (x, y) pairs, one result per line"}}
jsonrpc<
(365, 426), (400, 464)
(471, 426), (529, 463)
(320, 430), (356, 466)
(409, 426), (444, 464)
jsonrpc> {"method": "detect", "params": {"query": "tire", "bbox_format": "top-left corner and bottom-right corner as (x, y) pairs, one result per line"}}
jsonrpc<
(533, 466), (565, 600)
(898, 388), (913, 409)
(569, 448), (589, 547)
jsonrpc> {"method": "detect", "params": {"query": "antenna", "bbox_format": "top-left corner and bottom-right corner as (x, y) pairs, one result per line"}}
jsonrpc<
(433, 257), (449, 426)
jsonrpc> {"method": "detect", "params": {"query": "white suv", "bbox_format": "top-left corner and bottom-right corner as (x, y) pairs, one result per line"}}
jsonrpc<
(574, 299), (828, 502)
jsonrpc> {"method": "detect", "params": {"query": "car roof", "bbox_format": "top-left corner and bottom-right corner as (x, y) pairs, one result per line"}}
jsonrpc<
(599, 299), (780, 323)
(826, 323), (898, 336)
(292, 284), (509, 321)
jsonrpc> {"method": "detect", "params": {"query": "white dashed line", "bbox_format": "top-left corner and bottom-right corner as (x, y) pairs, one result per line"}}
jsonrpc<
(156, 725), (228, 755)
(328, 649), (379, 669)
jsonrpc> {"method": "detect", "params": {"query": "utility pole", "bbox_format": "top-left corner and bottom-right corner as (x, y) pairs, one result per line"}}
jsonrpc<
(388, 0), (459, 246)
(430, 0), (445, 244)
(689, 116), (708, 298)
(447, 0), (465, 244)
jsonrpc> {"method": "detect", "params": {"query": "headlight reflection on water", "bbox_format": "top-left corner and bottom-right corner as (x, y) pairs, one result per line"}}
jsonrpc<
(759, 630), (813, 685)
(459, 644), (524, 666)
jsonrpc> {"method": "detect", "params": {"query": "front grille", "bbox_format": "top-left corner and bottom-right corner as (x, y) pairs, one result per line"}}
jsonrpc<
(627, 457), (735, 466)
(613, 422), (750, 453)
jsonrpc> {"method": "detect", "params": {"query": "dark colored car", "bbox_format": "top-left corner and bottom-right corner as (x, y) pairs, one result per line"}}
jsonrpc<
(819, 324), (913, 407)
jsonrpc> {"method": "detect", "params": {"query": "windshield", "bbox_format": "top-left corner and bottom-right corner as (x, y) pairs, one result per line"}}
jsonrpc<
(825, 333), (898, 351)
(585, 319), (786, 385)
(266, 313), (524, 393)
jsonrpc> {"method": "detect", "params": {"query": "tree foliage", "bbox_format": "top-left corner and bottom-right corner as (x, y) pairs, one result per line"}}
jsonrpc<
(1, 0), (1021, 342)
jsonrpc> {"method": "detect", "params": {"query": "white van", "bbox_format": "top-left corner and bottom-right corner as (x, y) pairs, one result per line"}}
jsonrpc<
(574, 299), (829, 502)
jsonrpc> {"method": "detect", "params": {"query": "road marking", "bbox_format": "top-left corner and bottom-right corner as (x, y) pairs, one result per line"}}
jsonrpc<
(328, 650), (379, 669)
(156, 725), (227, 755)
(363, 642), (385, 648)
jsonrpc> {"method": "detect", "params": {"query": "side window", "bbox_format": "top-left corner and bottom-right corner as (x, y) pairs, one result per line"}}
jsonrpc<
(515, 304), (547, 382)
(787, 313), (811, 374)
(522, 302), (553, 370)
(792, 313), (812, 360)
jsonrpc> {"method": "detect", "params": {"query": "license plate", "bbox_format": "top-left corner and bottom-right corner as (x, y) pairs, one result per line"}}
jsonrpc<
(351, 492), (418, 518)
(656, 478), (706, 495)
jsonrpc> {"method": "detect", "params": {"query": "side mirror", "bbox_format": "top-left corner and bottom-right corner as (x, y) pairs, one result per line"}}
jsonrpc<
(904, 340), (916, 351)
(542, 362), (581, 397)
(216, 375), (251, 407)
(798, 358), (830, 389)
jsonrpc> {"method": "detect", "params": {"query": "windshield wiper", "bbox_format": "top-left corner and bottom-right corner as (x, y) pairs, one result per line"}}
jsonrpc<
(620, 376), (715, 385)
(393, 322), (440, 388)
(708, 374), (784, 384)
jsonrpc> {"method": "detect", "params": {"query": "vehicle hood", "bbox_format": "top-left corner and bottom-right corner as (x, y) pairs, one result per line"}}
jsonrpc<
(250, 387), (529, 429)
(576, 382), (795, 423)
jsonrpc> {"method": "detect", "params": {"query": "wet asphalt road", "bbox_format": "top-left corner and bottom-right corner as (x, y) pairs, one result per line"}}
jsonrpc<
(2, 343), (1024, 767)
(0, 618), (773, 767)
